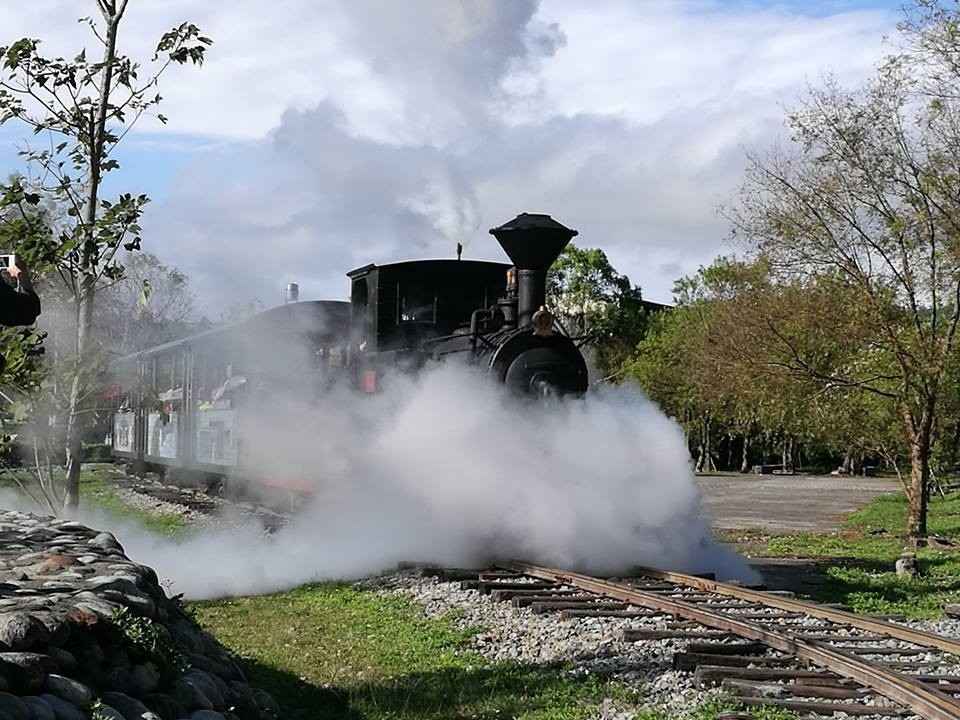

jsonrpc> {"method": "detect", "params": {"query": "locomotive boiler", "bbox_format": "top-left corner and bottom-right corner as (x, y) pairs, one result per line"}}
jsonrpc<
(425, 213), (588, 396)
(108, 212), (588, 487)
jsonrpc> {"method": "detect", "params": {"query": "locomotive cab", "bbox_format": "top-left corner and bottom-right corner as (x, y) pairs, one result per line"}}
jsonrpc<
(348, 259), (508, 390)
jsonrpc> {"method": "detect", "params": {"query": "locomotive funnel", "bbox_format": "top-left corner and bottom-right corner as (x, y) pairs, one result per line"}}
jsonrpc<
(489, 213), (578, 271)
(490, 213), (578, 328)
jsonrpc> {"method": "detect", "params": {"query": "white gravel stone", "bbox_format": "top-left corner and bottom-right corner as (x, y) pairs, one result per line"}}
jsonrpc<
(361, 570), (732, 717)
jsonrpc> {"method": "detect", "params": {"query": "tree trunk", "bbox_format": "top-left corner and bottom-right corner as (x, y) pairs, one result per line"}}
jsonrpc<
(949, 422), (960, 470)
(62, 277), (96, 513)
(839, 446), (854, 475)
(740, 433), (751, 473)
(695, 428), (706, 473)
(904, 403), (935, 542)
(62, 11), (122, 513)
(781, 436), (793, 470)
(695, 417), (716, 473)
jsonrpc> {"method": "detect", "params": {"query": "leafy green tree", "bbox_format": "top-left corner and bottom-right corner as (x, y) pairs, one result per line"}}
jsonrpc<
(97, 252), (199, 355)
(628, 301), (718, 470)
(547, 244), (650, 378)
(724, 3), (960, 539)
(0, 1), (210, 512)
(627, 256), (905, 476)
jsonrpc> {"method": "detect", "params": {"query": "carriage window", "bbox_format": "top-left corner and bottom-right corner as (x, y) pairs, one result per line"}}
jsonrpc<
(399, 285), (436, 323)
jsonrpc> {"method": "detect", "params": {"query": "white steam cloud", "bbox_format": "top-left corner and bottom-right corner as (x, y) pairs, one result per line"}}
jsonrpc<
(105, 363), (756, 599)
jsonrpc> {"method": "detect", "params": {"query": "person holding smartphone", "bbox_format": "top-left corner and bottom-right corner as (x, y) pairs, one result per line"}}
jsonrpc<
(0, 257), (40, 326)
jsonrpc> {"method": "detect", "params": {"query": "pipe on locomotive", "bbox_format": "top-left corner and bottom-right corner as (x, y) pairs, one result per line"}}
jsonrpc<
(489, 213), (578, 328)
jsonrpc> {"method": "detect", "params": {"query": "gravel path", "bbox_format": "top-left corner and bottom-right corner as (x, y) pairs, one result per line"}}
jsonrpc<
(698, 474), (899, 532)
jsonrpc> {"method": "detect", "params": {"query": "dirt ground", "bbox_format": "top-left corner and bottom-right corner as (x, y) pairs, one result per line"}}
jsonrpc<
(697, 473), (899, 532)
(697, 473), (901, 594)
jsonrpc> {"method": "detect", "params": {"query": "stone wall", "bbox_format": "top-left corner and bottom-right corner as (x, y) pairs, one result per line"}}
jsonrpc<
(0, 510), (277, 720)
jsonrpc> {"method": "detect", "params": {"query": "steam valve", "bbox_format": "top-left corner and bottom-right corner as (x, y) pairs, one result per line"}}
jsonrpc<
(531, 306), (554, 337)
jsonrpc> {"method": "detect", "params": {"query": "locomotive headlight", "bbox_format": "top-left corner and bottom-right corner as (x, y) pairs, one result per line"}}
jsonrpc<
(531, 305), (555, 337)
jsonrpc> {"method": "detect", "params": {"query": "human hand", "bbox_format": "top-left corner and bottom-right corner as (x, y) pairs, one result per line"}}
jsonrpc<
(2, 259), (31, 289)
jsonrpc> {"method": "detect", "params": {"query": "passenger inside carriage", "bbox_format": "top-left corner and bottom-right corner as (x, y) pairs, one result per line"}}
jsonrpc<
(211, 364), (247, 409)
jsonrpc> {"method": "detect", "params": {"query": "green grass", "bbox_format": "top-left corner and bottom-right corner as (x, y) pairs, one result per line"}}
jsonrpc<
(191, 582), (631, 720)
(718, 489), (960, 618)
(0, 465), (187, 537)
(191, 583), (799, 720)
(78, 470), (188, 537)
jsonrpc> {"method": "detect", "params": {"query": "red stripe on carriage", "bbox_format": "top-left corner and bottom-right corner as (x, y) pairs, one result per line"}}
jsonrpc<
(264, 476), (315, 492)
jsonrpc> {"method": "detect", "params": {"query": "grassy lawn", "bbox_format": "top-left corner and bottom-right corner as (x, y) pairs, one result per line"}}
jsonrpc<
(0, 464), (187, 537)
(78, 469), (188, 537)
(191, 583), (798, 720)
(717, 489), (960, 618)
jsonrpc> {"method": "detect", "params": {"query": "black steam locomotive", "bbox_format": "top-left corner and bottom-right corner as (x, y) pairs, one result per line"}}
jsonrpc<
(107, 213), (588, 488)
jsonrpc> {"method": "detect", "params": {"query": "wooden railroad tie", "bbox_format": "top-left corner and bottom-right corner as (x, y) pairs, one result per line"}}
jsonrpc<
(736, 696), (912, 717)
(722, 677), (870, 700)
(559, 608), (664, 619)
(510, 593), (593, 608)
(622, 628), (731, 642)
(693, 664), (849, 689)
(486, 588), (579, 602)
(530, 600), (630, 615)
(461, 580), (559, 594)
(673, 651), (795, 671)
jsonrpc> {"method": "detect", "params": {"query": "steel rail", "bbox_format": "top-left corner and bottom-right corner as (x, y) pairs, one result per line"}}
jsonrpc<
(626, 564), (960, 656)
(504, 561), (960, 720)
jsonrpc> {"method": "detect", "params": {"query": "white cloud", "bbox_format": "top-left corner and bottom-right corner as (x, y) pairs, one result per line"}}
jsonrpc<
(0, 1), (900, 308)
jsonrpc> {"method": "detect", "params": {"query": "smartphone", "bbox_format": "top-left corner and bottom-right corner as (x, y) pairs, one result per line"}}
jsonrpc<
(0, 255), (16, 270)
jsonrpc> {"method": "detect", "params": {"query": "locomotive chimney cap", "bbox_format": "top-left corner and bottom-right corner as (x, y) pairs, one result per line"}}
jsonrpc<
(489, 213), (578, 271)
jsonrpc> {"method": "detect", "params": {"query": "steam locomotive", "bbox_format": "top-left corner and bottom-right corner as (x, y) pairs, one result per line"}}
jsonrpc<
(107, 213), (588, 487)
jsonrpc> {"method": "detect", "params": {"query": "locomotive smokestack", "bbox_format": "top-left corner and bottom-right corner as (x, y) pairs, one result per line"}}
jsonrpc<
(285, 283), (299, 304)
(489, 213), (577, 328)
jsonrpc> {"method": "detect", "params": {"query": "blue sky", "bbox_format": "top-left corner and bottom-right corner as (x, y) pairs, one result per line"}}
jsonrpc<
(0, 0), (905, 312)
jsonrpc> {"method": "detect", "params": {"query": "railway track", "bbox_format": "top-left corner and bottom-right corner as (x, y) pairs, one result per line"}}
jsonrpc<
(95, 465), (291, 532)
(418, 562), (960, 719)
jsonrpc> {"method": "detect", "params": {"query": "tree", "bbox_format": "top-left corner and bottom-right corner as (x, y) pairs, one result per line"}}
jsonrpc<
(628, 256), (907, 478)
(0, 2), (210, 512)
(628, 301), (718, 471)
(693, 263), (906, 475)
(97, 252), (199, 355)
(547, 244), (650, 378)
(725, 0), (960, 540)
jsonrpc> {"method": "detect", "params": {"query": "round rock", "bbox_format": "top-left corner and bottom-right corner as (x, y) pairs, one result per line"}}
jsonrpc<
(0, 691), (29, 720)
(174, 677), (213, 711)
(38, 693), (86, 720)
(88, 532), (123, 552)
(44, 648), (76, 674)
(252, 689), (279, 717)
(0, 653), (52, 694)
(0, 613), (51, 651)
(42, 674), (91, 707)
(99, 691), (150, 720)
(21, 695), (55, 720)
(92, 704), (125, 720)
(100, 668), (136, 695)
(184, 669), (225, 708)
(130, 662), (160, 695)
(141, 692), (187, 720)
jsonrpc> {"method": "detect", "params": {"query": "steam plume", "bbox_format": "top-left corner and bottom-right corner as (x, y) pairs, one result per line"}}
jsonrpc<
(113, 363), (756, 599)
